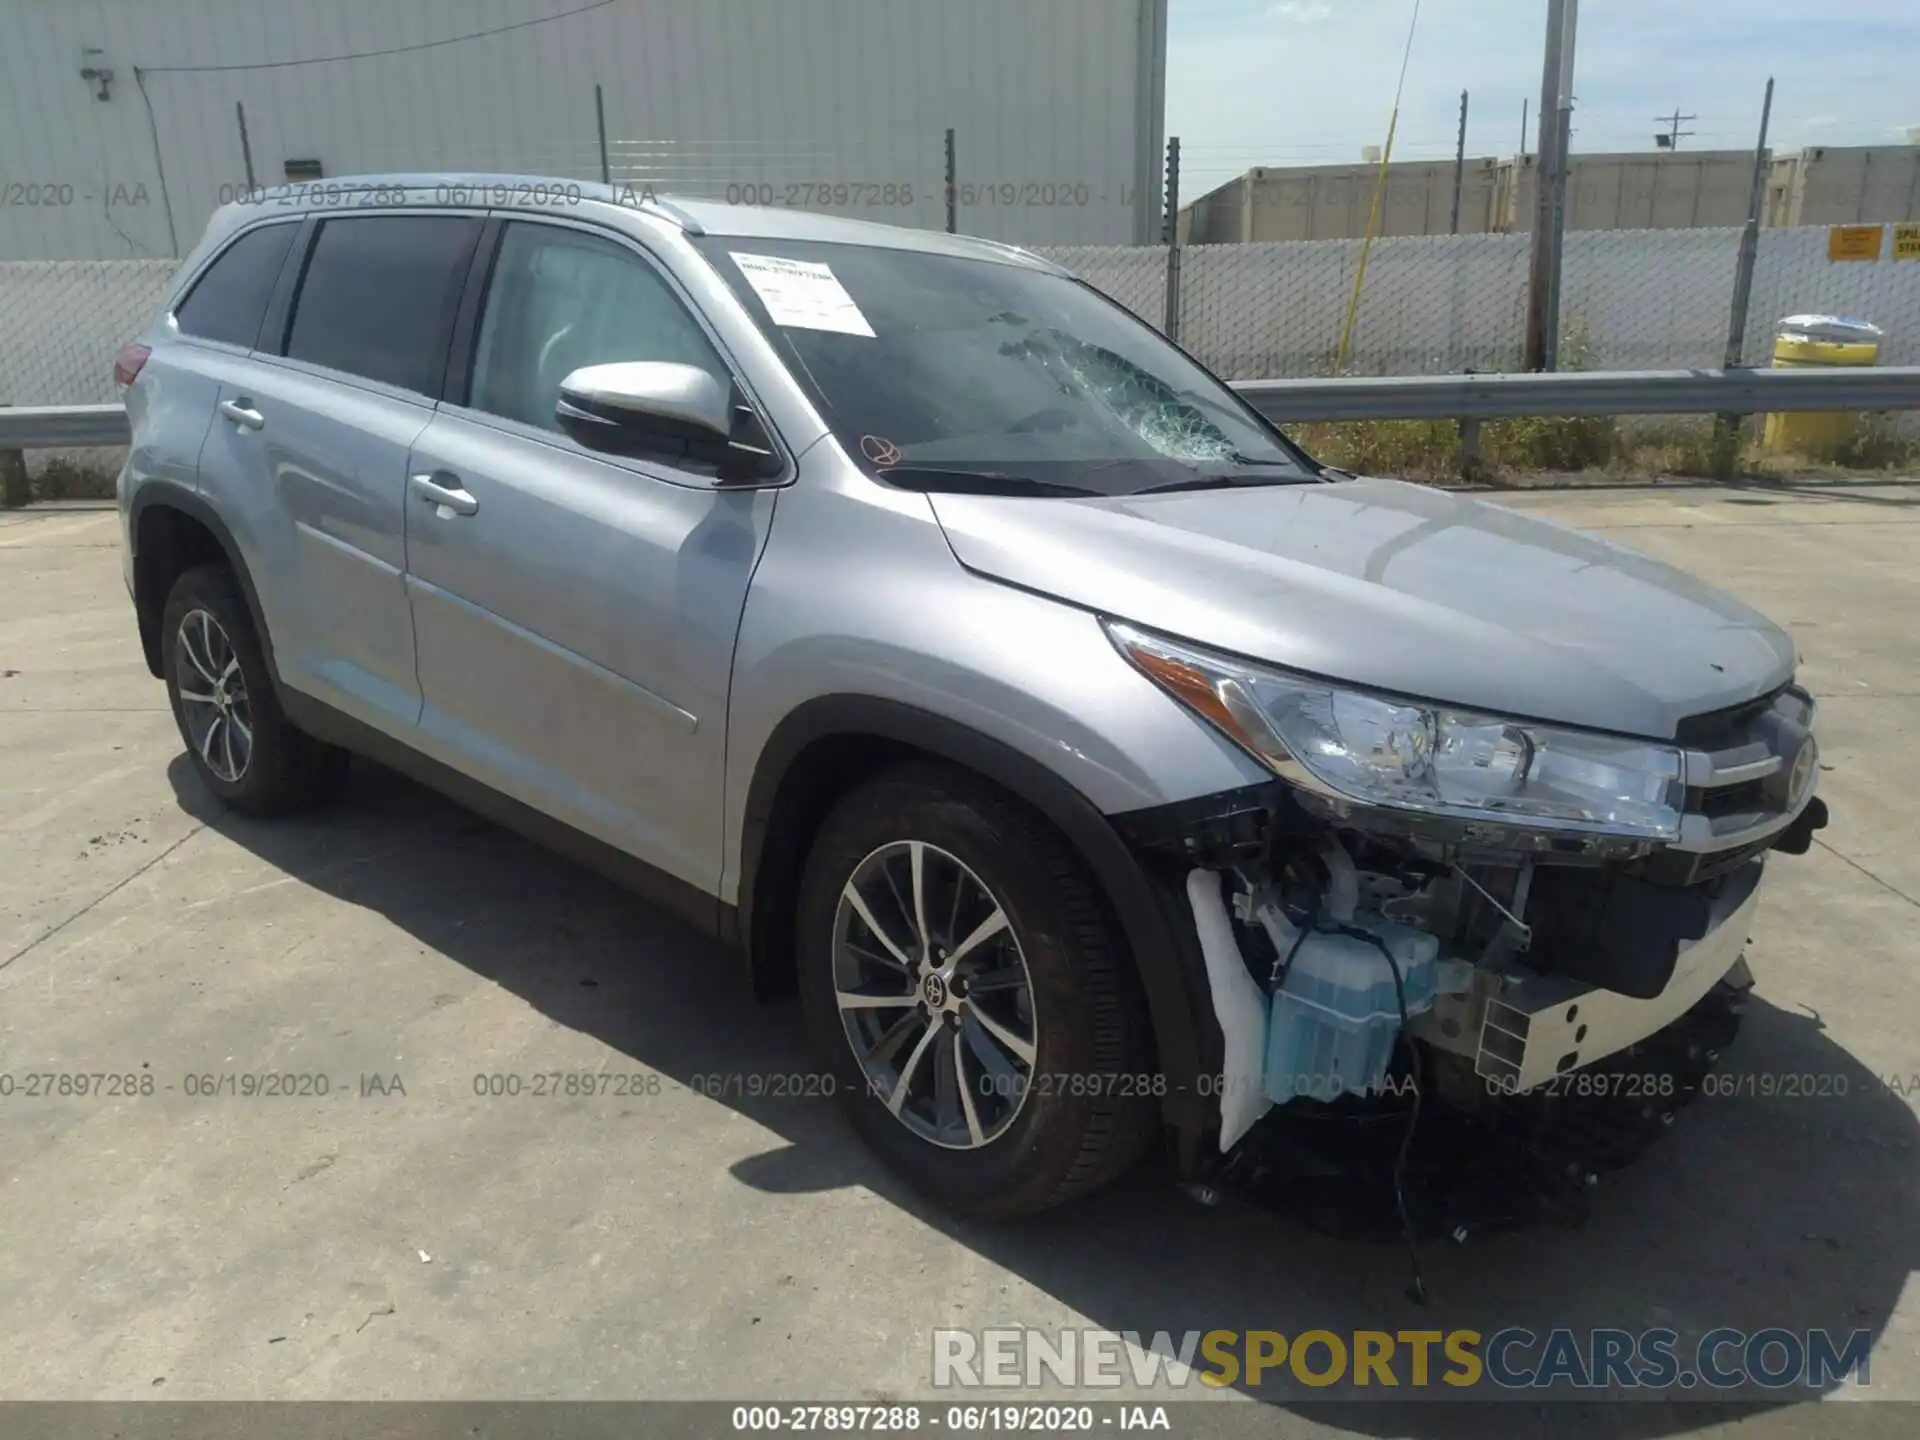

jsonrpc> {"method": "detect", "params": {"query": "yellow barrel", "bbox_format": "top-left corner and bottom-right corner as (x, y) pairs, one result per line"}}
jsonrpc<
(1763, 314), (1884, 457)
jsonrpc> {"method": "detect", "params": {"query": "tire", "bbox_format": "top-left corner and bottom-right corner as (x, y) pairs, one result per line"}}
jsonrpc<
(161, 563), (349, 816)
(797, 763), (1158, 1217)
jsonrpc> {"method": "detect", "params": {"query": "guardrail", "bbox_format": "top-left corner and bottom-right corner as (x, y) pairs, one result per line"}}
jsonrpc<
(2, 365), (1918, 503)
(1228, 366), (1920, 424)
(0, 403), (130, 449)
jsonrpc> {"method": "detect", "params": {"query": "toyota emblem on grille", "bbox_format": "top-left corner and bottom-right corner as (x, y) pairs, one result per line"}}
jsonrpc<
(1785, 734), (1819, 806)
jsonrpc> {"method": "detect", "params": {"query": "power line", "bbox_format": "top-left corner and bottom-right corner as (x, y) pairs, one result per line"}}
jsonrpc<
(135, 0), (626, 74)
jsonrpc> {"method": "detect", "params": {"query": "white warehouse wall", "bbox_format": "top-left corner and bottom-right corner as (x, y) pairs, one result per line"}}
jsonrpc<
(0, 0), (1167, 261)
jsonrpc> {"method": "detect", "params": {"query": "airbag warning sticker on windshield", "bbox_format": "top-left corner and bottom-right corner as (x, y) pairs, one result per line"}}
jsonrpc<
(731, 252), (875, 337)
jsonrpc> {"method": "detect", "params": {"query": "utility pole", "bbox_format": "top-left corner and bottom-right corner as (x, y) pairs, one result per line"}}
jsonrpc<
(1524, 0), (1577, 371)
(1654, 108), (1696, 150)
(1520, 98), (1529, 158)
(1450, 89), (1470, 233)
(1714, 77), (1775, 477)
(1724, 81), (1773, 369)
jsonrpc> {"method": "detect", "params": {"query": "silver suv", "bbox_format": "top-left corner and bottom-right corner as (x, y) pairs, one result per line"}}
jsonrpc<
(117, 176), (1827, 1220)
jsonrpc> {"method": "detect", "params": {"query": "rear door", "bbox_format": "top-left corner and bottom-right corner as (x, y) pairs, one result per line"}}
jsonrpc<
(131, 217), (302, 509)
(402, 217), (782, 895)
(197, 212), (482, 735)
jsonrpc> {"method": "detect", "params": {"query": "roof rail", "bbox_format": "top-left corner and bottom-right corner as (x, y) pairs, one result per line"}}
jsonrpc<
(638, 194), (706, 235)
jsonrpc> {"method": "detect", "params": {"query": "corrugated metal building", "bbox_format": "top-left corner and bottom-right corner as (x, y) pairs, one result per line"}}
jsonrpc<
(1493, 149), (1759, 232)
(1185, 145), (1920, 243)
(0, 0), (1167, 261)
(1178, 158), (1503, 243)
(1767, 146), (1920, 226)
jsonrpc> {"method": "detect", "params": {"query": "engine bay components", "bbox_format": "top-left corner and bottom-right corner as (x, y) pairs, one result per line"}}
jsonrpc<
(1130, 764), (1815, 1159)
(1417, 861), (1761, 1092)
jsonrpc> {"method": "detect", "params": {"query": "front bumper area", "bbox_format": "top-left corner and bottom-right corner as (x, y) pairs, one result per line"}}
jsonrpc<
(1116, 761), (1825, 1176)
(1417, 858), (1761, 1093)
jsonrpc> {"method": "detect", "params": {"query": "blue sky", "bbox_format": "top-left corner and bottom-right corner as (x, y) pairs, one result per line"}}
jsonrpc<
(1169, 0), (1920, 195)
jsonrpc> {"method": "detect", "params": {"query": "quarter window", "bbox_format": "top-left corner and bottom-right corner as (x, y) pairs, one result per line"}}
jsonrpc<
(174, 223), (298, 348)
(284, 215), (481, 394)
(468, 222), (730, 434)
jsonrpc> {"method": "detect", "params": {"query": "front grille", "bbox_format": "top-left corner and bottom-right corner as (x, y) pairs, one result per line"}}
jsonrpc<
(1688, 778), (1766, 819)
(1674, 684), (1789, 749)
(1671, 684), (1817, 858)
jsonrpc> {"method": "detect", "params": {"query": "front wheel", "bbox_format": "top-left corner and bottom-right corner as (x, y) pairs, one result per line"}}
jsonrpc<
(796, 765), (1158, 1217)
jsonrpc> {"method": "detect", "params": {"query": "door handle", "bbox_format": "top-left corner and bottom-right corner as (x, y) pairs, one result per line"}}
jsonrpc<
(218, 399), (264, 431)
(409, 472), (479, 517)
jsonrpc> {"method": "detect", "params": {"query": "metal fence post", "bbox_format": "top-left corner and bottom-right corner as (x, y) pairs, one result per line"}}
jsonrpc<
(945, 129), (958, 234)
(235, 102), (256, 192)
(1458, 417), (1483, 485)
(1450, 90), (1469, 235)
(595, 84), (611, 185)
(0, 450), (29, 509)
(1162, 135), (1181, 340)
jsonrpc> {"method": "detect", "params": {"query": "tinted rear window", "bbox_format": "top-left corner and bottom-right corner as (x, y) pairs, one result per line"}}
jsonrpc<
(174, 223), (298, 348)
(284, 216), (481, 395)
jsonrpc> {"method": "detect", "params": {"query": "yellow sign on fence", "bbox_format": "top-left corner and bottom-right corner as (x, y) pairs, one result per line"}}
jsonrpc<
(1893, 224), (1920, 261)
(1828, 224), (1885, 262)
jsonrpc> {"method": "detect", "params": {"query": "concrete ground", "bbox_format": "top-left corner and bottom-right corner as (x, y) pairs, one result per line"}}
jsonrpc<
(2, 482), (1917, 1435)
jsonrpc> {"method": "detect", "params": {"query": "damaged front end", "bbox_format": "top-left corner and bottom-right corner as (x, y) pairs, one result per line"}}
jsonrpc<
(1106, 622), (1827, 1234)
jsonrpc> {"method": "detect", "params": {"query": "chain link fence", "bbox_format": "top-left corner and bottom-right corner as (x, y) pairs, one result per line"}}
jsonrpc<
(2, 223), (1916, 488)
(4, 228), (1916, 403)
(0, 261), (176, 408)
(1043, 226), (1920, 382)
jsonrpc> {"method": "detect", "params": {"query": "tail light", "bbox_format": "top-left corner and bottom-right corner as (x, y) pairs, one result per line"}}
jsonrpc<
(114, 342), (150, 388)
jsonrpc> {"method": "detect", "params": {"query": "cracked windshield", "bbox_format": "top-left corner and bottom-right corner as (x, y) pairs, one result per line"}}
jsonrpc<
(699, 237), (1312, 493)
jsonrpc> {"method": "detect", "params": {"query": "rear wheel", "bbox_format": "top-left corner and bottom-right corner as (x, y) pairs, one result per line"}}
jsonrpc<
(161, 564), (348, 816)
(796, 765), (1158, 1217)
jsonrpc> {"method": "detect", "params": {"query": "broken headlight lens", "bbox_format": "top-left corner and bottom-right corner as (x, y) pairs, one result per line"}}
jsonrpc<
(1106, 620), (1683, 841)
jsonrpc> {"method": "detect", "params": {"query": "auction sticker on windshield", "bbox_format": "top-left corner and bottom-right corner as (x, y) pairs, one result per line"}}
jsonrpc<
(730, 252), (876, 336)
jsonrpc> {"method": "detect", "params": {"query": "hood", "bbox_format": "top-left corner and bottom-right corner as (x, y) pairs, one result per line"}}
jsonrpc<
(927, 477), (1797, 740)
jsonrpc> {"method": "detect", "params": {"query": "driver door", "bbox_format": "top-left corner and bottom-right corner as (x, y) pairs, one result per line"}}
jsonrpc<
(402, 218), (780, 896)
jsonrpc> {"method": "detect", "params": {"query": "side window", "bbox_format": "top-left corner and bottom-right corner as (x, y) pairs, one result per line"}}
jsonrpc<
(468, 222), (731, 434)
(284, 215), (481, 395)
(174, 223), (297, 348)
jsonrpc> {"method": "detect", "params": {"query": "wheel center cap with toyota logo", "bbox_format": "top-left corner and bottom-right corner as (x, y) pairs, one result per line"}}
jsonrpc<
(921, 973), (950, 1009)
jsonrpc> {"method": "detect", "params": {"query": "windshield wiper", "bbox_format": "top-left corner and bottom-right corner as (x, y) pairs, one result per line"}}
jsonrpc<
(1226, 450), (1309, 468)
(876, 465), (1097, 498)
(1134, 471), (1317, 496)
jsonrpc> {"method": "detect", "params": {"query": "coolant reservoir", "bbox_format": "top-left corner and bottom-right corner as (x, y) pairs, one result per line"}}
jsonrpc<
(1260, 912), (1440, 1105)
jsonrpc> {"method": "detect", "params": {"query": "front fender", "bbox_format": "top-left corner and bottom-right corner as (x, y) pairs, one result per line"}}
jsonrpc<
(736, 693), (1222, 1157)
(722, 464), (1268, 1163)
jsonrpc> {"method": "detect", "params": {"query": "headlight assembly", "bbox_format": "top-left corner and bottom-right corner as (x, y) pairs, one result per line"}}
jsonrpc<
(1105, 620), (1683, 841)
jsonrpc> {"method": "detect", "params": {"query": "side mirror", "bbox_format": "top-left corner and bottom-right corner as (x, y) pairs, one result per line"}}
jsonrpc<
(555, 361), (781, 480)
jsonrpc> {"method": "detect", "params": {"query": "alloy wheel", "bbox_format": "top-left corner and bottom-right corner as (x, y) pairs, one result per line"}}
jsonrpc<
(832, 840), (1038, 1149)
(175, 608), (253, 784)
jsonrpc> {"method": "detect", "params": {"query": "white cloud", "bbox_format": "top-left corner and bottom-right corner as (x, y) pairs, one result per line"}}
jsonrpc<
(1268, 1), (1334, 22)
